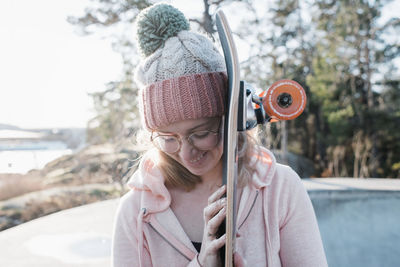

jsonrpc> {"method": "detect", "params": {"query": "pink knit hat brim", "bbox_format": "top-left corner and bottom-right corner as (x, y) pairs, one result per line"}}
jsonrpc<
(140, 72), (227, 131)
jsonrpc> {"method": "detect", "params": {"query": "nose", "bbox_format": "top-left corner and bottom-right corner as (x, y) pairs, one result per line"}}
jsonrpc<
(178, 137), (199, 160)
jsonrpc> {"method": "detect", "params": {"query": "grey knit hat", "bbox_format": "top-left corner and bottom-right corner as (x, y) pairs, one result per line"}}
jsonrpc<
(134, 3), (227, 130)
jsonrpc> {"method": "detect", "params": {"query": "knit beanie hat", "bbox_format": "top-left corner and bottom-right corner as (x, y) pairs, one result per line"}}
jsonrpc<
(134, 3), (227, 131)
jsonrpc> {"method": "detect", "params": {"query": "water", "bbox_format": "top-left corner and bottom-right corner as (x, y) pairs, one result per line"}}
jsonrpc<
(0, 149), (72, 174)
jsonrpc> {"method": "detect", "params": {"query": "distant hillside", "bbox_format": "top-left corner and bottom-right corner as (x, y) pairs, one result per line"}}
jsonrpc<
(0, 124), (87, 150)
(0, 124), (20, 130)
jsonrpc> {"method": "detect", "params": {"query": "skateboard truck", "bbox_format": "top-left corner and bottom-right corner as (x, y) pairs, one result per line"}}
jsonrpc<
(238, 79), (307, 131)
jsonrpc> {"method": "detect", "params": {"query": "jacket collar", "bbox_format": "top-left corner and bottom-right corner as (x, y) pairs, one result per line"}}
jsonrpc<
(127, 149), (171, 215)
(127, 146), (276, 215)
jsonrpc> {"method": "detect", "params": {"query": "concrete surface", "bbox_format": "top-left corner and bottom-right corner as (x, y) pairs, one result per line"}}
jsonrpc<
(0, 199), (119, 267)
(1, 178), (400, 267)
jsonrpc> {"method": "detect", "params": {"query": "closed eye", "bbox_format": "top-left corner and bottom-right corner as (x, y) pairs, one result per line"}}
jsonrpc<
(191, 131), (211, 139)
(159, 136), (177, 142)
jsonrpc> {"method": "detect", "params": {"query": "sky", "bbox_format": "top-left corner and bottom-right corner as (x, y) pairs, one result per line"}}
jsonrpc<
(0, 0), (206, 130)
(0, 0), (122, 129)
(0, 0), (398, 129)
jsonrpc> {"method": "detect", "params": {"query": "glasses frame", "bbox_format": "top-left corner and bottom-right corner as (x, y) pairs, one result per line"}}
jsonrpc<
(151, 118), (222, 154)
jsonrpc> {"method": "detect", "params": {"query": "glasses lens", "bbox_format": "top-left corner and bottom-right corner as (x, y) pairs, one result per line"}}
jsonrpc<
(190, 131), (219, 150)
(153, 135), (180, 153)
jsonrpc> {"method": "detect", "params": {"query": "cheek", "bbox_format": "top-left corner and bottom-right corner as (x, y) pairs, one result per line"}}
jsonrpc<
(213, 141), (224, 160)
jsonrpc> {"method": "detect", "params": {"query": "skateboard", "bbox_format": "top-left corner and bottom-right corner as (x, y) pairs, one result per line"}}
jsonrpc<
(215, 10), (307, 267)
(215, 10), (240, 267)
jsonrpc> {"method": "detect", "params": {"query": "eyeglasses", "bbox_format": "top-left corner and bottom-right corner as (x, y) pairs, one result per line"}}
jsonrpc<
(151, 119), (222, 154)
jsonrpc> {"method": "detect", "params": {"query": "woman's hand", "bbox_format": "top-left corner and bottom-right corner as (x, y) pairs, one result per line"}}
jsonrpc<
(197, 185), (227, 267)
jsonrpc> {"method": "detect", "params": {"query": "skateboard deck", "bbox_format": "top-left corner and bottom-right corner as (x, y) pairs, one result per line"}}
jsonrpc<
(216, 10), (239, 267)
(216, 9), (307, 267)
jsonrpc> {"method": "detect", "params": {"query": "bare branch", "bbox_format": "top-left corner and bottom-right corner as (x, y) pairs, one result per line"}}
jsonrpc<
(189, 18), (203, 27)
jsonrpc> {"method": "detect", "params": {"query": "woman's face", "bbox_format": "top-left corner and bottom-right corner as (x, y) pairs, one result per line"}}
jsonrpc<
(155, 117), (223, 178)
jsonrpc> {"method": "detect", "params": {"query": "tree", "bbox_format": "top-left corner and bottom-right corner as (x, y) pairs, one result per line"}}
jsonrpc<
(308, 0), (400, 177)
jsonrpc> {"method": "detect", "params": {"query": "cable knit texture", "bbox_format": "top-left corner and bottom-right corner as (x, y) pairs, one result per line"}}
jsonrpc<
(135, 30), (226, 87)
(133, 3), (227, 130)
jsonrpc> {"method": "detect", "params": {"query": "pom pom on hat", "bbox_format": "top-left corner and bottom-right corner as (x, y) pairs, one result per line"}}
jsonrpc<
(136, 3), (190, 57)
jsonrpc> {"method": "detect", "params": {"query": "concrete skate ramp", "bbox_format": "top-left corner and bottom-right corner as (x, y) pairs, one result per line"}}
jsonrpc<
(304, 178), (400, 267)
(0, 199), (119, 267)
(0, 179), (400, 266)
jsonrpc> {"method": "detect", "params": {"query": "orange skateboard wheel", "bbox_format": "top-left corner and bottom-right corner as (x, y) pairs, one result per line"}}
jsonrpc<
(262, 79), (306, 121)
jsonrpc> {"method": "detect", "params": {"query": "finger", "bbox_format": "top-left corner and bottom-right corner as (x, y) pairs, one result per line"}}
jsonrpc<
(204, 197), (226, 221)
(206, 234), (226, 254)
(208, 184), (226, 205)
(206, 206), (226, 236)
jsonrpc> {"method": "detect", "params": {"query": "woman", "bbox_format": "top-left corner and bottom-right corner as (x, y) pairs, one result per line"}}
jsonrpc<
(112, 3), (328, 267)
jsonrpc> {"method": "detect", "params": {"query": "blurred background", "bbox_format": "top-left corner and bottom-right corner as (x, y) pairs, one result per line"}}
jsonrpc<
(0, 0), (399, 266)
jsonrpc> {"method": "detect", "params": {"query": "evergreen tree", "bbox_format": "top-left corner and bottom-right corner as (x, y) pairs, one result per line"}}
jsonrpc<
(308, 0), (400, 177)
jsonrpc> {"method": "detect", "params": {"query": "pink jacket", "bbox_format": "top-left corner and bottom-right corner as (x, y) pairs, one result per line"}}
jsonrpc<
(112, 148), (328, 266)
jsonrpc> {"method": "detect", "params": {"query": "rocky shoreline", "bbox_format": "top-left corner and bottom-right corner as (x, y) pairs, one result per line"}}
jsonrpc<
(0, 143), (140, 231)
